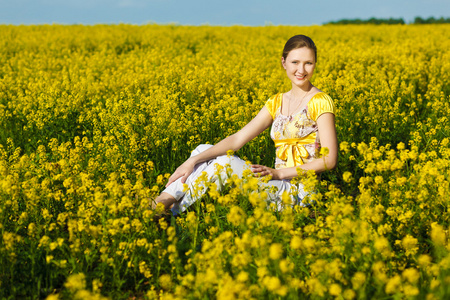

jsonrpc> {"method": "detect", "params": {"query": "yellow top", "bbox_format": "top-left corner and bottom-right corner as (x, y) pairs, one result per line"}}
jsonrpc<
(265, 92), (335, 169)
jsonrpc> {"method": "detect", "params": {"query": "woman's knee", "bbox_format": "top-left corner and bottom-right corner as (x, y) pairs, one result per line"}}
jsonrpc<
(190, 144), (213, 157)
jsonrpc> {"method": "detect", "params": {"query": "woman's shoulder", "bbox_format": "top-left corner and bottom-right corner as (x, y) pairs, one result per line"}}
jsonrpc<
(265, 93), (283, 118)
(267, 92), (283, 102)
(308, 90), (334, 105)
(307, 91), (335, 121)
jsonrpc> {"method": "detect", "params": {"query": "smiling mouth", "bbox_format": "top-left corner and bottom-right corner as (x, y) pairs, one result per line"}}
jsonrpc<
(295, 74), (307, 80)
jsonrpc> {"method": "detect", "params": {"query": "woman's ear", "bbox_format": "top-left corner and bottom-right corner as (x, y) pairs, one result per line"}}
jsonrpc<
(281, 57), (286, 69)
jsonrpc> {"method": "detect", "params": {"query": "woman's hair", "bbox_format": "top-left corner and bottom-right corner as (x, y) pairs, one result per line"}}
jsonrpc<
(282, 35), (317, 62)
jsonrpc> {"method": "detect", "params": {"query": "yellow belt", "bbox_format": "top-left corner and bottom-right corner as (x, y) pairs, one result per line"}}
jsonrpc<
(274, 136), (315, 167)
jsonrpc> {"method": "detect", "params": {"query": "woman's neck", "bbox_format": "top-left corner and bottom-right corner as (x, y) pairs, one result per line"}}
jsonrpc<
(290, 82), (314, 98)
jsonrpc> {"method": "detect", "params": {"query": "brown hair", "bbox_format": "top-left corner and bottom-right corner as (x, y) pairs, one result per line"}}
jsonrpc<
(282, 35), (317, 62)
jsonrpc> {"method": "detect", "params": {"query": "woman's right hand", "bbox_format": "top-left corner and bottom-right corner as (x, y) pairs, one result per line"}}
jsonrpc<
(165, 158), (196, 187)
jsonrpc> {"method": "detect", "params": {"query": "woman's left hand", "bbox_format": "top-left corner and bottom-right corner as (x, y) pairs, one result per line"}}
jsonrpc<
(251, 164), (281, 180)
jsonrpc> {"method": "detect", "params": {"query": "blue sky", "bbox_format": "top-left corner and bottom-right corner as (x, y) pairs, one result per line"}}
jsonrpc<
(1, 0), (449, 26)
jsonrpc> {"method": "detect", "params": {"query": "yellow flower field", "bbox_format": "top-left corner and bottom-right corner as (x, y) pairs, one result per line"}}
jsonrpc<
(0, 24), (450, 299)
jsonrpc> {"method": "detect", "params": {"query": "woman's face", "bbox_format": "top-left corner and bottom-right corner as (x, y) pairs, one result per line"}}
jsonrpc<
(281, 47), (316, 88)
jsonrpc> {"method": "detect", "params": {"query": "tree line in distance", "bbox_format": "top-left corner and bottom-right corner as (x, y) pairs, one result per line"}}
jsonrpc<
(325, 16), (450, 25)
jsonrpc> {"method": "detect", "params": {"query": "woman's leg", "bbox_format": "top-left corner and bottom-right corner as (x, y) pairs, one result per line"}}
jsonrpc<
(152, 192), (178, 210)
(258, 179), (308, 211)
(169, 149), (250, 214)
(158, 144), (249, 214)
(158, 144), (308, 213)
(156, 144), (214, 210)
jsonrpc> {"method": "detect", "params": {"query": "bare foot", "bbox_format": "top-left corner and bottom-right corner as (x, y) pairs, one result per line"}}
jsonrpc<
(152, 192), (177, 210)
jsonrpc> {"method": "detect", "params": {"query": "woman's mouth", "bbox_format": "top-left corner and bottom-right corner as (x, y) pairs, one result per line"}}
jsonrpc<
(295, 74), (307, 80)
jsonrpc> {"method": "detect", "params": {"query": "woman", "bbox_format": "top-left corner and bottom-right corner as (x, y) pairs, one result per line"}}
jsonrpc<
(154, 35), (338, 215)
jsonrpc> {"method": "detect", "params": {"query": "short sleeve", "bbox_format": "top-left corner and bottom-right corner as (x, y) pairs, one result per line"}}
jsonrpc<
(264, 93), (282, 119)
(307, 93), (335, 122)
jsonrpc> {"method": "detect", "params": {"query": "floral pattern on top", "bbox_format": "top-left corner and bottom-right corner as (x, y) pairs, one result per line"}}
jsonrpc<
(265, 92), (335, 169)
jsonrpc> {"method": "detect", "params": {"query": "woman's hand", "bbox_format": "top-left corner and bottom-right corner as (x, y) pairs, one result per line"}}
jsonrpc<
(251, 164), (282, 180)
(165, 158), (196, 187)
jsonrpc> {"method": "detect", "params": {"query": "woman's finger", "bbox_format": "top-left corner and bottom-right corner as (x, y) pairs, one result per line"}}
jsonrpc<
(181, 172), (190, 184)
(166, 171), (180, 187)
(165, 177), (174, 187)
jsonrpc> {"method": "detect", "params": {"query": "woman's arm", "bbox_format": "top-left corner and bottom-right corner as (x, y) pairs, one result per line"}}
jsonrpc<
(166, 106), (273, 187)
(252, 112), (338, 180)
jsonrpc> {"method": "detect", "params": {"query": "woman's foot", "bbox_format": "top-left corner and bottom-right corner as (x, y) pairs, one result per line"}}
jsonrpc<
(152, 192), (177, 210)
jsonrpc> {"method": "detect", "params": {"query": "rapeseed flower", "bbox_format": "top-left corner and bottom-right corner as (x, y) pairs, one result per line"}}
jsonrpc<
(269, 243), (283, 260)
(1, 23), (450, 300)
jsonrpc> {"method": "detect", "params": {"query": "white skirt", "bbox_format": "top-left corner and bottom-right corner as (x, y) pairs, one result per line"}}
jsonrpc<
(162, 144), (308, 215)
